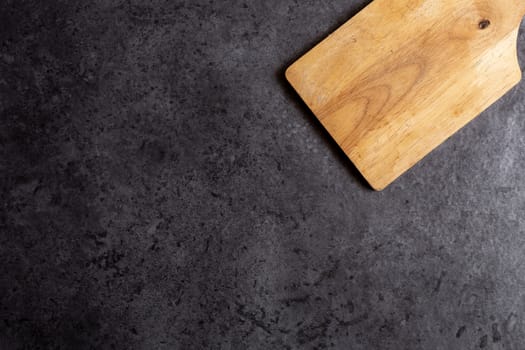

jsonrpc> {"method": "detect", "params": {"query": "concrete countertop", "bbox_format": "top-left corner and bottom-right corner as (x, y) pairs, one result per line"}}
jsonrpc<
(1, 1), (525, 349)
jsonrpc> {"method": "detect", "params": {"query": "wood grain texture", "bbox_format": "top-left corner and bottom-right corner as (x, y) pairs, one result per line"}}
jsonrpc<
(286, 0), (525, 190)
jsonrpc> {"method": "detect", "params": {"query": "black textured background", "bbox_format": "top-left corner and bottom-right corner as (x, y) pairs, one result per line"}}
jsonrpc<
(1, 1), (525, 349)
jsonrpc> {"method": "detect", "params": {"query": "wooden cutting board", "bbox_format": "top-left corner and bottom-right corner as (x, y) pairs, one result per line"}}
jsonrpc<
(286, 0), (525, 190)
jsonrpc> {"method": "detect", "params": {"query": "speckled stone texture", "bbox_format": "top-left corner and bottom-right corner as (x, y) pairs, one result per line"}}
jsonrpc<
(1, 1), (525, 349)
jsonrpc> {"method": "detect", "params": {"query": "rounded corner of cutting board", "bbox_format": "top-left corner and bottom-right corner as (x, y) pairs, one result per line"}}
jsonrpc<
(285, 64), (296, 84)
(285, 64), (305, 95)
(368, 181), (388, 192)
(349, 158), (390, 192)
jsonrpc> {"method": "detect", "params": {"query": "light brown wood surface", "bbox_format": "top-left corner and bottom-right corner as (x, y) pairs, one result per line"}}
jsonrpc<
(286, 0), (525, 190)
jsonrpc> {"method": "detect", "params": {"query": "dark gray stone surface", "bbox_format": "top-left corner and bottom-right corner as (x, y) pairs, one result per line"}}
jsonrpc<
(1, 1), (525, 349)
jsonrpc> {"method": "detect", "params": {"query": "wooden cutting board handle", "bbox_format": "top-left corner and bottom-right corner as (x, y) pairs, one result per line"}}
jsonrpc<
(511, 0), (525, 24)
(287, 0), (525, 190)
(498, 0), (525, 32)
